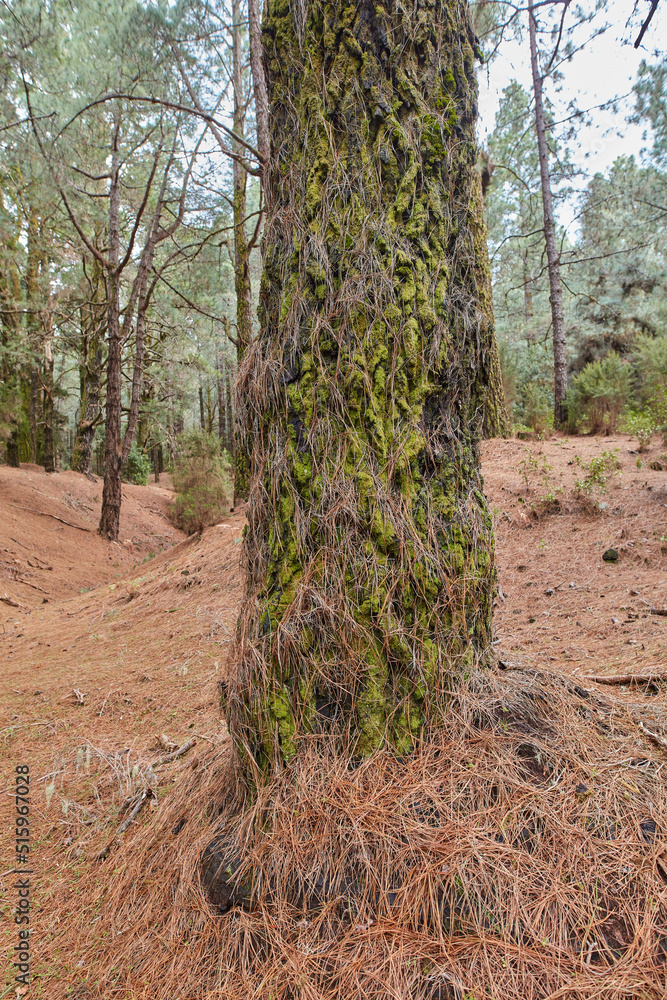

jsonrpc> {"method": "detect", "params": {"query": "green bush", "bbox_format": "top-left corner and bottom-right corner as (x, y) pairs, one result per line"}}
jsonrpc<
(172, 429), (233, 534)
(566, 352), (631, 434)
(123, 443), (151, 485)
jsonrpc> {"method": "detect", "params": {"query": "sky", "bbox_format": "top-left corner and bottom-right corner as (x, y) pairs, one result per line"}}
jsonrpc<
(477, 0), (665, 216)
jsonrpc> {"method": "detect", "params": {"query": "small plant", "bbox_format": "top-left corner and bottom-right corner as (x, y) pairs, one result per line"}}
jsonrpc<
(172, 429), (233, 534)
(623, 409), (655, 451)
(123, 443), (151, 485)
(518, 448), (552, 491)
(573, 449), (620, 512)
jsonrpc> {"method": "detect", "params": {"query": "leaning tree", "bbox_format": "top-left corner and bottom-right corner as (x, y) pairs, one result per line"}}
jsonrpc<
(229, 0), (497, 780)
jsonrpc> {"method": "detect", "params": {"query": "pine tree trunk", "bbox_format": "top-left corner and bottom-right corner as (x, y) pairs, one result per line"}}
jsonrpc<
(230, 0), (496, 781)
(225, 367), (234, 455)
(232, 0), (253, 502)
(99, 124), (123, 541)
(42, 338), (56, 473)
(199, 384), (206, 429)
(528, 4), (568, 427)
(473, 167), (510, 439)
(99, 267), (123, 539)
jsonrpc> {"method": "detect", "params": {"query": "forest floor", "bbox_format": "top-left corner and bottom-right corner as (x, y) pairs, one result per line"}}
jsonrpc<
(1, 433), (666, 996)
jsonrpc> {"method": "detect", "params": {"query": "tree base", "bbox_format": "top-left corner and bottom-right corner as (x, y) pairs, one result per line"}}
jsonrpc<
(60, 667), (667, 1000)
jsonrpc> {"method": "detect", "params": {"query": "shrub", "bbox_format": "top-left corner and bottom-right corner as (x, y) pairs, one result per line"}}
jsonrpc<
(566, 352), (631, 434)
(623, 408), (655, 451)
(123, 443), (151, 485)
(172, 429), (233, 534)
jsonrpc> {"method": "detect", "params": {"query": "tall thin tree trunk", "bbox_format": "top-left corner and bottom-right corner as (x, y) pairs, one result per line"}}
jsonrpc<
(231, 0), (253, 502)
(528, 3), (568, 427)
(230, 0), (496, 781)
(42, 337), (55, 473)
(225, 367), (234, 455)
(217, 352), (226, 442)
(474, 161), (510, 439)
(248, 0), (270, 168)
(99, 121), (123, 541)
(199, 383), (206, 429)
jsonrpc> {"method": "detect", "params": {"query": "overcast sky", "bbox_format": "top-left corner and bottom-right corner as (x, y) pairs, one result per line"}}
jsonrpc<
(477, 0), (665, 185)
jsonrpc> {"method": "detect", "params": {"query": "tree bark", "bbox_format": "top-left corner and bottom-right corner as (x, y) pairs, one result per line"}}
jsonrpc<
(230, 0), (496, 782)
(98, 121), (123, 541)
(42, 336), (56, 473)
(231, 0), (253, 502)
(225, 366), (234, 455)
(248, 0), (270, 167)
(528, 3), (568, 427)
(199, 383), (206, 429)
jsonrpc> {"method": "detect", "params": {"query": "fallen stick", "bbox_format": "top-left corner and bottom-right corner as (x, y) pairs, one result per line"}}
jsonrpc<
(583, 674), (667, 686)
(9, 503), (91, 531)
(115, 790), (149, 835)
(154, 738), (197, 767)
(9, 537), (30, 550)
(0, 595), (22, 608)
(651, 607), (667, 617)
(639, 722), (667, 754)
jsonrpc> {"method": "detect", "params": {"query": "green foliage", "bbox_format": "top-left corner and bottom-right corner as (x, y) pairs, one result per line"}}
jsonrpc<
(570, 159), (667, 370)
(623, 408), (656, 451)
(172, 429), (232, 535)
(123, 443), (151, 485)
(566, 353), (631, 434)
(574, 449), (621, 495)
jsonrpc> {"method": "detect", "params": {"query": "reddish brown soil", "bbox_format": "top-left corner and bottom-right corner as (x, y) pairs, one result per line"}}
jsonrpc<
(0, 463), (181, 606)
(0, 436), (666, 995)
(482, 434), (667, 677)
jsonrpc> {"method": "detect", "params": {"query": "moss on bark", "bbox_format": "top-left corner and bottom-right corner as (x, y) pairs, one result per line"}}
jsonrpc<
(230, 0), (497, 780)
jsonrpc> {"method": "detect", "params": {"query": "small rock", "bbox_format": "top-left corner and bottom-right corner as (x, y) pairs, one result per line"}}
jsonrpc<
(603, 548), (619, 563)
(611, 617), (620, 625)
(569, 581), (576, 588)
(545, 588), (554, 596)
(649, 460), (664, 471)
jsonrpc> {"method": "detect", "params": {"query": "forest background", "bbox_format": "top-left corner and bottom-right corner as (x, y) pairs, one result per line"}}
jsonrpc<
(0, 0), (665, 524)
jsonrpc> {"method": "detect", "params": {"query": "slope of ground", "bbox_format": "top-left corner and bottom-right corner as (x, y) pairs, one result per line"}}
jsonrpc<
(0, 463), (181, 606)
(1, 434), (666, 998)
